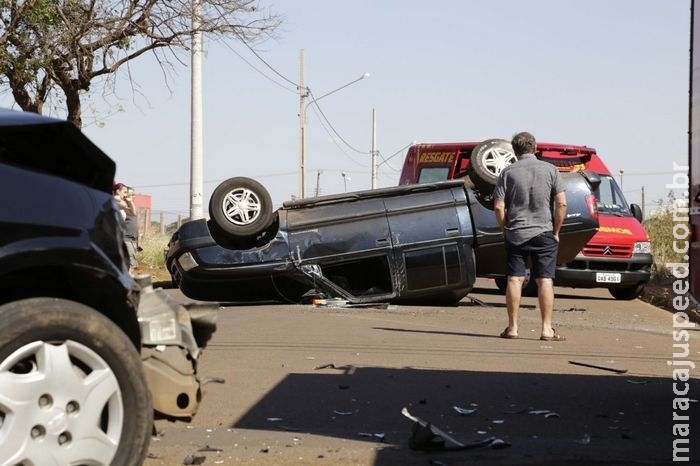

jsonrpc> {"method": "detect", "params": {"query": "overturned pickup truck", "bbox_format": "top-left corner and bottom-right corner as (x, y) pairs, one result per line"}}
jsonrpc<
(166, 168), (600, 305)
(0, 109), (216, 466)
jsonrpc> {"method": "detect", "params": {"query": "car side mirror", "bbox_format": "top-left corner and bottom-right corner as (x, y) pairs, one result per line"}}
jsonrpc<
(630, 203), (643, 222)
(580, 170), (601, 191)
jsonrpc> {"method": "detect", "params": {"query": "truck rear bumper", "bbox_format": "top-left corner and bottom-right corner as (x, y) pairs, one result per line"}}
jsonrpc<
(555, 253), (652, 288)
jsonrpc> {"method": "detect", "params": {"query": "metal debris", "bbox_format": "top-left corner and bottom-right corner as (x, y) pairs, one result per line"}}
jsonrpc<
(466, 296), (489, 306)
(197, 445), (223, 452)
(569, 360), (628, 374)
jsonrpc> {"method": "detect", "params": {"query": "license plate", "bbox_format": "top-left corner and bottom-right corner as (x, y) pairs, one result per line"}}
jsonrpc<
(596, 272), (621, 283)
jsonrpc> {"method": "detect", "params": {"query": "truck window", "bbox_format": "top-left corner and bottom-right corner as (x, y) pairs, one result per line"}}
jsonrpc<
(594, 175), (632, 216)
(418, 167), (451, 183)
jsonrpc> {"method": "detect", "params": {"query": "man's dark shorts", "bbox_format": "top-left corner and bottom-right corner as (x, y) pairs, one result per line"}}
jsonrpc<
(505, 231), (558, 279)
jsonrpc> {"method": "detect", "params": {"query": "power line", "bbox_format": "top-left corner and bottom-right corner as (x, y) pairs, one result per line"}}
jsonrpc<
(238, 38), (299, 89)
(221, 40), (297, 94)
(307, 89), (368, 155)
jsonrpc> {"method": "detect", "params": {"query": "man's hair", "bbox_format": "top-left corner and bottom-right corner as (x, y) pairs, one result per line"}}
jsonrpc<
(511, 132), (536, 156)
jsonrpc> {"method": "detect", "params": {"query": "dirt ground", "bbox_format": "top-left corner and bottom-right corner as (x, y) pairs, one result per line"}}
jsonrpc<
(141, 280), (699, 466)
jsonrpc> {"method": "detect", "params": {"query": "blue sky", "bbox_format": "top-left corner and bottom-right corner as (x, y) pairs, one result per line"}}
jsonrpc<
(15, 1), (693, 221)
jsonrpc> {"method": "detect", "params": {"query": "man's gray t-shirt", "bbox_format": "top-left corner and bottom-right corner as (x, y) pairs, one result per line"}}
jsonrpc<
(492, 154), (566, 246)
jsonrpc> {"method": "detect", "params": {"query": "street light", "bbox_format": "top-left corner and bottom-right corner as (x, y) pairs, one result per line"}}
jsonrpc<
(342, 172), (350, 192)
(619, 169), (624, 191)
(299, 51), (368, 198)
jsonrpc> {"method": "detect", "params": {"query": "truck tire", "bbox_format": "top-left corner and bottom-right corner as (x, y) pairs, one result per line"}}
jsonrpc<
(609, 284), (645, 300)
(209, 177), (275, 241)
(0, 298), (152, 466)
(467, 139), (517, 194)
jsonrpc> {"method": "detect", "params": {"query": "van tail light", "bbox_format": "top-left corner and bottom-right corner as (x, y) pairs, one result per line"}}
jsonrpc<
(585, 194), (599, 220)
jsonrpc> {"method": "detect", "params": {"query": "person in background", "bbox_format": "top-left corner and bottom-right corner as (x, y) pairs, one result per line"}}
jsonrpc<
(113, 182), (139, 272)
(493, 132), (568, 341)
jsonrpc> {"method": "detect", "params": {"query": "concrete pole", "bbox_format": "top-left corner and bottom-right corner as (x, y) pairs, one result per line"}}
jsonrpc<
(190, 0), (204, 219)
(299, 49), (307, 198)
(371, 108), (377, 189)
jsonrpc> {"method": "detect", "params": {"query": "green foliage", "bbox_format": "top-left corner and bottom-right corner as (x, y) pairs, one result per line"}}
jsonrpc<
(644, 199), (689, 283)
(136, 233), (169, 270)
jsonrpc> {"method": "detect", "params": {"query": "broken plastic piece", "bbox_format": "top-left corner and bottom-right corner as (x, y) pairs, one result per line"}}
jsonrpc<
(490, 438), (512, 449)
(453, 405), (478, 416)
(402, 407), (495, 451)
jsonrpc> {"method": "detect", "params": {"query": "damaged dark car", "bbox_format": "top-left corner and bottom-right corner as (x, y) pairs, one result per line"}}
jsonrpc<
(166, 165), (601, 305)
(0, 108), (216, 466)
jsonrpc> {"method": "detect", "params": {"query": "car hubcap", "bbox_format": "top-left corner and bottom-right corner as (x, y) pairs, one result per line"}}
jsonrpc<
(0, 340), (122, 465)
(482, 148), (517, 176)
(222, 188), (261, 225)
(222, 188), (262, 226)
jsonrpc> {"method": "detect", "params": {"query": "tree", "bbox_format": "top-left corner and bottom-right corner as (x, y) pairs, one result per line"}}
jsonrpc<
(0, 0), (281, 128)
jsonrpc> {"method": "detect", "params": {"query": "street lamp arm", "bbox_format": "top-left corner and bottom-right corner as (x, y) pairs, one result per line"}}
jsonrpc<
(307, 73), (370, 107)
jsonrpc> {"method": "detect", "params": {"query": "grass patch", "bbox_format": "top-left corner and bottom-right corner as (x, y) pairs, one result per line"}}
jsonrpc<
(135, 233), (172, 283)
(643, 203), (688, 284)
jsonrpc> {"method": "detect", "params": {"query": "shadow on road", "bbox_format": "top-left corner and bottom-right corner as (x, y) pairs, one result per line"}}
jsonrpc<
(231, 366), (689, 465)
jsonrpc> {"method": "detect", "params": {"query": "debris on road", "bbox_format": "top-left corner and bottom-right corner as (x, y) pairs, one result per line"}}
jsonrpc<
(554, 307), (587, 312)
(197, 445), (223, 452)
(569, 360), (629, 374)
(528, 409), (560, 419)
(314, 363), (336, 370)
(358, 432), (386, 441)
(453, 405), (478, 416)
(402, 407), (504, 451)
(183, 454), (206, 465)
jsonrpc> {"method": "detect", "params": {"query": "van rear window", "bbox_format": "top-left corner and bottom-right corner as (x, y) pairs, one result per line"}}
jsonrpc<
(418, 167), (451, 183)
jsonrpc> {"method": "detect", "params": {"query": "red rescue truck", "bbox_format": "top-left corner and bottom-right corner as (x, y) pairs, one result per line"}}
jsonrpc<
(399, 140), (653, 299)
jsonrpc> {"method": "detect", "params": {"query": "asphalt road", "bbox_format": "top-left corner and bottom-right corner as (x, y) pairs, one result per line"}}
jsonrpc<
(144, 279), (699, 466)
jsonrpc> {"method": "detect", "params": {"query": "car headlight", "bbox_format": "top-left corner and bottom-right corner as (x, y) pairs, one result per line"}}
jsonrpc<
(178, 252), (199, 271)
(633, 241), (652, 254)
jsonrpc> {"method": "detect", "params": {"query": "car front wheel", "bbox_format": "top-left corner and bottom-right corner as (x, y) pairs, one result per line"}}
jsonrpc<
(609, 284), (645, 300)
(0, 298), (152, 466)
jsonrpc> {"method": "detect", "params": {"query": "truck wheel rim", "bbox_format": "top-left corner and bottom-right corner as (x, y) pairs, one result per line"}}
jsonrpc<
(0, 340), (123, 464)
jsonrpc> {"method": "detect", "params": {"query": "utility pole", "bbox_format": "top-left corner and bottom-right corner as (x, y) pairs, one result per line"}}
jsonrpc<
(299, 49), (307, 199)
(190, 0), (204, 219)
(371, 108), (377, 189)
(315, 170), (322, 197)
(641, 186), (645, 218)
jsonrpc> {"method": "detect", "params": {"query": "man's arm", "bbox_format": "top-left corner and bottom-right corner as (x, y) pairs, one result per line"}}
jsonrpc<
(494, 199), (506, 234)
(552, 191), (567, 241)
